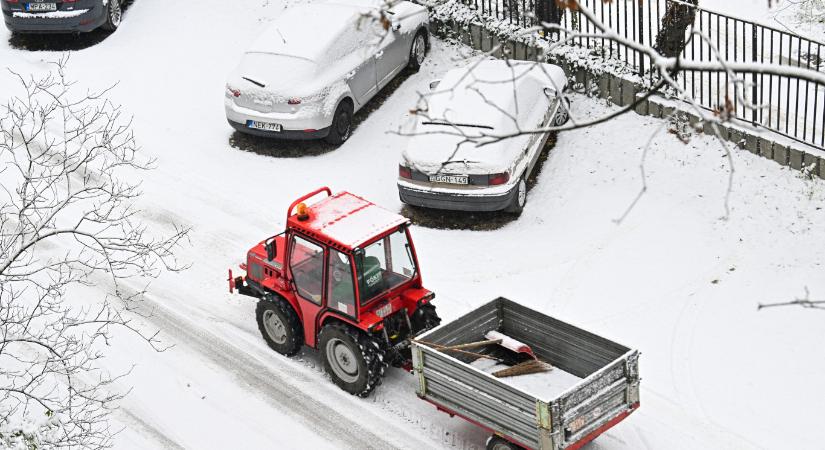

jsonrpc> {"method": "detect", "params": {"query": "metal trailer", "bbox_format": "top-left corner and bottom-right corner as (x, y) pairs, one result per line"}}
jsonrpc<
(411, 297), (640, 450)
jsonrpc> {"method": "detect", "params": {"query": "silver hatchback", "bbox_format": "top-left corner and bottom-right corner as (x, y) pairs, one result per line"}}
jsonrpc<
(224, 0), (429, 145)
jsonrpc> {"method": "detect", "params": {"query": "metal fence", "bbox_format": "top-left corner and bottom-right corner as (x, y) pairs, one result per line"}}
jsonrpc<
(454, 0), (825, 149)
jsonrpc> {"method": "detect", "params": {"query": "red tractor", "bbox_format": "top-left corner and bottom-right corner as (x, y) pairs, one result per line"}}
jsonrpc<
(229, 187), (441, 397)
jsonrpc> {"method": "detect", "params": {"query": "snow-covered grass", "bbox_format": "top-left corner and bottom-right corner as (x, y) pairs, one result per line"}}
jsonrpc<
(1, 1), (824, 449)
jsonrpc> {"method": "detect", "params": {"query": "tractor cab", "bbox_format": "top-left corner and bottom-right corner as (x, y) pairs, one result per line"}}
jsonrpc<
(229, 187), (440, 396)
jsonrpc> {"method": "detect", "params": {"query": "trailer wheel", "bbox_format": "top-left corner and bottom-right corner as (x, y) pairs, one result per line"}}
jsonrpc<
(319, 323), (387, 397)
(486, 435), (523, 450)
(411, 304), (441, 334)
(256, 297), (303, 356)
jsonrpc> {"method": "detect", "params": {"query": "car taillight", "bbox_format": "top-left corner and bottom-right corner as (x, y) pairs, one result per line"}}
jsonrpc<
(398, 165), (412, 179)
(489, 172), (510, 185)
(7, 0), (20, 3)
(288, 98), (302, 105)
(225, 85), (241, 98)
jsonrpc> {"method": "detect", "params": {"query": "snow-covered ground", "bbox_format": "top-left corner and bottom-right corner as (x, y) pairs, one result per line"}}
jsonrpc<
(2, 1), (825, 449)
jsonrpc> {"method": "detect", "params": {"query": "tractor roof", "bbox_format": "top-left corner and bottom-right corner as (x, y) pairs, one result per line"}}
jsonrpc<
(288, 192), (409, 250)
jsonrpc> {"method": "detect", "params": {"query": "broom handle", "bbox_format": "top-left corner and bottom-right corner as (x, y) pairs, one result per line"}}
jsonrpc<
(437, 339), (502, 351)
(416, 340), (506, 362)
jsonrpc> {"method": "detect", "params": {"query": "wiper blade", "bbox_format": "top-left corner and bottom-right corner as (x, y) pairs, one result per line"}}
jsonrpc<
(242, 76), (266, 88)
(422, 121), (493, 130)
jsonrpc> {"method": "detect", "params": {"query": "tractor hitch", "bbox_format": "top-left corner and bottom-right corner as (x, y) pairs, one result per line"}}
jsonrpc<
(227, 269), (256, 297)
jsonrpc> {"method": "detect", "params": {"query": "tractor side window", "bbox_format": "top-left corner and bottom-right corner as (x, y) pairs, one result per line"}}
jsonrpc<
(327, 250), (356, 317)
(290, 236), (325, 305)
(388, 230), (415, 280)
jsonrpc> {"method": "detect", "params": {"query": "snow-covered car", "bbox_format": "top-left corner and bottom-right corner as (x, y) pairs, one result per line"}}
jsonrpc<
(397, 60), (570, 214)
(224, 0), (429, 145)
(2, 0), (123, 33)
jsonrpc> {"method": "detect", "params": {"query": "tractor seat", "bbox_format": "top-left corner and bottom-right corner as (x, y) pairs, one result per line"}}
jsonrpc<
(360, 256), (386, 300)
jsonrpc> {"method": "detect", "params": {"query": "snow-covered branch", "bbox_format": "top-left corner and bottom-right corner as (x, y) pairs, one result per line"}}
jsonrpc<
(0, 58), (189, 449)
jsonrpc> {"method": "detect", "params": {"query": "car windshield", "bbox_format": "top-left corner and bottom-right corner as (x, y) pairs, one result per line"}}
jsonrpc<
(355, 228), (416, 303)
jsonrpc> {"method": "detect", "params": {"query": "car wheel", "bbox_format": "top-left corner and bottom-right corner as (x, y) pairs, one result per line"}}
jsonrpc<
(407, 30), (428, 72)
(504, 176), (527, 215)
(553, 97), (571, 126)
(256, 297), (303, 356)
(319, 323), (387, 397)
(101, 0), (122, 31)
(324, 100), (353, 145)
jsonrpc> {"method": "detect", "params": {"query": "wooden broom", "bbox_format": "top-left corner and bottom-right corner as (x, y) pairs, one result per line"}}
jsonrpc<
(418, 336), (552, 377)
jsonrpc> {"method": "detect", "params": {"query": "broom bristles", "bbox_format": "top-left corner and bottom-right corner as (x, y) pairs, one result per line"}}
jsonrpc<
(492, 359), (553, 378)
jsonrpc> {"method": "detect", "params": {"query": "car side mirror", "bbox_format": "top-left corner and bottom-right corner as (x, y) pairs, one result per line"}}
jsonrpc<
(265, 239), (276, 261)
(392, 21), (402, 32)
(543, 86), (557, 97)
(429, 79), (441, 90)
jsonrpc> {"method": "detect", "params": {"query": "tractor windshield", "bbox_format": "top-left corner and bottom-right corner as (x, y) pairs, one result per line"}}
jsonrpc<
(355, 228), (416, 303)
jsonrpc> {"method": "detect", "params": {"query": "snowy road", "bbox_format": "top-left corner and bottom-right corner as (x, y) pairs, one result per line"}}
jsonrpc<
(2, 1), (825, 449)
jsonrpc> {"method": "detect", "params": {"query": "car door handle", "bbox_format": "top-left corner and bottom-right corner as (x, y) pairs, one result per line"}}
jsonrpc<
(375, 51), (384, 59)
(345, 70), (356, 80)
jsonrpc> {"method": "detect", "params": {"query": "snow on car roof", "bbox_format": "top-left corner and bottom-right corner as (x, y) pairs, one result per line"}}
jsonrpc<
(292, 192), (409, 249)
(426, 60), (565, 129)
(401, 61), (566, 174)
(247, 1), (382, 64)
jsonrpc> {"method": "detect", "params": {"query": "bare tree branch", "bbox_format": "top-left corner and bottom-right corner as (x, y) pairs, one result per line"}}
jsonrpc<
(0, 57), (189, 449)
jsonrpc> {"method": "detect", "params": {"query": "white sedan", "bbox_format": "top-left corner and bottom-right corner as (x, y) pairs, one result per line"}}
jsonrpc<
(397, 60), (570, 214)
(225, 0), (429, 145)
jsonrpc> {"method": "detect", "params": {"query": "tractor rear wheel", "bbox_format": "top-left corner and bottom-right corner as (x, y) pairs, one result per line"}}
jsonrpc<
(319, 323), (387, 397)
(256, 296), (303, 356)
(411, 303), (441, 335)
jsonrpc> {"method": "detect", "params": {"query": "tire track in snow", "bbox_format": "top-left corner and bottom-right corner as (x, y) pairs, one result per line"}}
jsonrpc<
(140, 294), (431, 450)
(115, 406), (186, 450)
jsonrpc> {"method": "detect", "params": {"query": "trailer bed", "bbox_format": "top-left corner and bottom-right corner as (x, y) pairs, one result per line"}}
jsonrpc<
(411, 297), (640, 450)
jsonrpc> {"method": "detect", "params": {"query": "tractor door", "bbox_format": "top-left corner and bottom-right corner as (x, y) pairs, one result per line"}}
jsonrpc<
(287, 234), (326, 347)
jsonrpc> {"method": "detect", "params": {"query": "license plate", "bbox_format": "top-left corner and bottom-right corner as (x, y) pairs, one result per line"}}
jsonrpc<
(246, 120), (282, 132)
(429, 174), (468, 185)
(26, 3), (57, 11)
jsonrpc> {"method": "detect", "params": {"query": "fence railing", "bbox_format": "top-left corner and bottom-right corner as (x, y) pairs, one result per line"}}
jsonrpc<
(453, 0), (825, 150)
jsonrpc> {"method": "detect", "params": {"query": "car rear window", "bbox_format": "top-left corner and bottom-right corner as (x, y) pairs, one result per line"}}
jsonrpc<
(240, 53), (318, 83)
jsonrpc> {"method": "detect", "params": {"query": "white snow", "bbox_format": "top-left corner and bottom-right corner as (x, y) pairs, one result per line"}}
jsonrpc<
(12, 9), (88, 19)
(469, 358), (582, 401)
(1, 1), (825, 450)
(302, 192), (408, 248)
(401, 60), (565, 175)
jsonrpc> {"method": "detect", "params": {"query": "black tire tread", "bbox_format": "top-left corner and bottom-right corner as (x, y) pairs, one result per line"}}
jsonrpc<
(407, 29), (428, 72)
(256, 296), (303, 357)
(319, 322), (387, 398)
(324, 100), (353, 145)
(411, 303), (441, 335)
(101, 0), (120, 31)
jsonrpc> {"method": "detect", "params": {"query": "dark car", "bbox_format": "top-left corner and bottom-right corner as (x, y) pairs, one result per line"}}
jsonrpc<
(2, 0), (123, 34)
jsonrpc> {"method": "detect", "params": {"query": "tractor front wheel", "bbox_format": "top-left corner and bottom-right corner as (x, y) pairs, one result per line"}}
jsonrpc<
(256, 297), (303, 356)
(319, 323), (387, 397)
